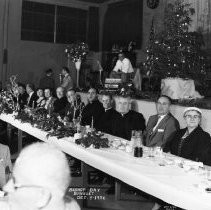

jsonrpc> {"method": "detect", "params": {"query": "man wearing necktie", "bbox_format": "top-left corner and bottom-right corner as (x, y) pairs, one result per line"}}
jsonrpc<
(144, 95), (180, 148)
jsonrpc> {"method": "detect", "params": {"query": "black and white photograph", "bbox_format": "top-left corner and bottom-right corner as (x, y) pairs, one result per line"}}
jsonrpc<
(0, 0), (211, 209)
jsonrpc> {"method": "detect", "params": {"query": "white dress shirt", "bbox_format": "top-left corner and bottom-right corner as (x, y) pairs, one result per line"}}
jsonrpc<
(27, 91), (34, 105)
(113, 58), (134, 73)
(152, 114), (167, 132)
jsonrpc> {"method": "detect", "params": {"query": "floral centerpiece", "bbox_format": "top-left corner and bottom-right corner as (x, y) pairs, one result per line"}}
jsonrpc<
(65, 42), (89, 88)
(65, 42), (89, 62)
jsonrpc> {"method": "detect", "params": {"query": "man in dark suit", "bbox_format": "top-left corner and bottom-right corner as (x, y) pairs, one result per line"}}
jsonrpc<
(53, 87), (67, 116)
(26, 83), (38, 108)
(81, 87), (104, 128)
(98, 92), (118, 134)
(111, 94), (145, 140)
(144, 95), (180, 148)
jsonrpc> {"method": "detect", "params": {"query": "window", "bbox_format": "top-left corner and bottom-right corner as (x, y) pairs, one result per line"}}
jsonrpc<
(56, 6), (87, 44)
(21, 1), (88, 44)
(21, 1), (55, 42)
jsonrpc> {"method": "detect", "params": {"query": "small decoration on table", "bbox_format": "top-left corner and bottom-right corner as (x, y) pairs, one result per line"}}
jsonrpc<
(0, 75), (20, 114)
(75, 131), (109, 149)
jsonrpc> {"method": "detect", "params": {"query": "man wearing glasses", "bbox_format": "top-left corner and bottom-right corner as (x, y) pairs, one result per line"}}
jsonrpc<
(1, 143), (80, 210)
(144, 95), (180, 148)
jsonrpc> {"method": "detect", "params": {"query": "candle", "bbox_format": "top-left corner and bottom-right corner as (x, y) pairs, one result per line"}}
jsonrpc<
(91, 116), (94, 129)
(32, 101), (35, 109)
(73, 107), (76, 120)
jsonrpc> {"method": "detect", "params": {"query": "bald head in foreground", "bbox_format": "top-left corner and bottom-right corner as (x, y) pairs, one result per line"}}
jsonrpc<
(1, 142), (80, 210)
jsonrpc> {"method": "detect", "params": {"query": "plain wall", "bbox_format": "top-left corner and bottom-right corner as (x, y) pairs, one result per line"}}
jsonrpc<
(0, 0), (99, 87)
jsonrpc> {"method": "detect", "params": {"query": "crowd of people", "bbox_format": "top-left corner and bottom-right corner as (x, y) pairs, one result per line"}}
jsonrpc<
(1, 69), (211, 210)
(13, 78), (211, 166)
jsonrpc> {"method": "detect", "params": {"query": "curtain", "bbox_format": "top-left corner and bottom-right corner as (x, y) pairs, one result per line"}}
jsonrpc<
(184, 0), (211, 49)
(102, 0), (143, 51)
(88, 7), (99, 51)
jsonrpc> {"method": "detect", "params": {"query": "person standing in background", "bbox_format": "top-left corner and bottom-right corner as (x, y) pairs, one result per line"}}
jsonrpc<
(39, 69), (55, 91)
(60, 67), (73, 91)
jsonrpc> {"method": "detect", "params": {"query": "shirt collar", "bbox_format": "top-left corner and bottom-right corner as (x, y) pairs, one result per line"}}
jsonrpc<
(29, 91), (34, 98)
(105, 107), (112, 112)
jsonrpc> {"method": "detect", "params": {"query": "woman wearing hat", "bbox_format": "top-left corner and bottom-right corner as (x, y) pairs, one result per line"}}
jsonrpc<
(166, 107), (211, 166)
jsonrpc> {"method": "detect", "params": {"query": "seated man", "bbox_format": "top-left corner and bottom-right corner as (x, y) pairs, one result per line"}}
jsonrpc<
(63, 89), (84, 122)
(44, 88), (56, 113)
(144, 95), (180, 148)
(98, 92), (118, 134)
(26, 83), (38, 108)
(110, 52), (134, 83)
(17, 83), (28, 109)
(111, 93), (145, 140)
(53, 87), (67, 116)
(2, 142), (80, 210)
(81, 87), (104, 128)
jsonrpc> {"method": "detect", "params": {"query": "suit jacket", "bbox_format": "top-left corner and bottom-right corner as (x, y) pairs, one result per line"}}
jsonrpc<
(167, 126), (211, 166)
(0, 144), (12, 188)
(53, 97), (68, 116)
(17, 92), (28, 109)
(27, 92), (38, 108)
(98, 108), (118, 134)
(145, 113), (179, 148)
(81, 100), (104, 128)
(45, 97), (56, 112)
(111, 110), (146, 140)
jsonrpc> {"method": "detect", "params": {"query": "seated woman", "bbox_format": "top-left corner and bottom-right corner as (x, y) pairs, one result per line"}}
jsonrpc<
(36, 88), (46, 108)
(165, 107), (211, 166)
(62, 89), (84, 123)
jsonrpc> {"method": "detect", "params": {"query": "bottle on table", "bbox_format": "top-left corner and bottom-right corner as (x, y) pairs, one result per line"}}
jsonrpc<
(136, 130), (143, 147)
(130, 130), (136, 146)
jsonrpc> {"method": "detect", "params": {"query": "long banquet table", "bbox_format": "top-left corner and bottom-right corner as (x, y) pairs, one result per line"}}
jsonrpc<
(1, 113), (211, 210)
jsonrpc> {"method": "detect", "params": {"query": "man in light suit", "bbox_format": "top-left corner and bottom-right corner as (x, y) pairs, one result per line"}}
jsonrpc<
(144, 95), (180, 148)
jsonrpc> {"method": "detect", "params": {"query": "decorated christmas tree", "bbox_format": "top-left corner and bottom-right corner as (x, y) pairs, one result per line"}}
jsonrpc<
(144, 0), (208, 81)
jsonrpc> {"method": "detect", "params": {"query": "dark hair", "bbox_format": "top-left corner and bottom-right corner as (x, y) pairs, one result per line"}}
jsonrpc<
(88, 86), (98, 94)
(62, 67), (70, 74)
(157, 95), (172, 104)
(36, 87), (43, 92)
(26, 83), (35, 91)
(44, 87), (53, 94)
(45, 69), (53, 74)
(18, 82), (26, 89)
(100, 90), (112, 100)
(67, 88), (76, 93)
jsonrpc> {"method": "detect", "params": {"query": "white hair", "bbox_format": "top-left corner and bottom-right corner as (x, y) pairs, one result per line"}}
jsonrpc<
(14, 142), (71, 195)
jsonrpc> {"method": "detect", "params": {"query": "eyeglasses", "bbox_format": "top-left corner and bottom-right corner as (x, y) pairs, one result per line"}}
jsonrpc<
(10, 176), (44, 191)
(156, 102), (169, 106)
(185, 115), (200, 120)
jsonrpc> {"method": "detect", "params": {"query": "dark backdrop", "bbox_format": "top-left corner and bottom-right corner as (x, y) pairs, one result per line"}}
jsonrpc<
(103, 0), (143, 51)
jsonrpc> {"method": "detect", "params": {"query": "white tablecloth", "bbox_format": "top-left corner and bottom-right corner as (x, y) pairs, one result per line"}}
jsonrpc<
(1, 113), (211, 210)
(161, 78), (203, 100)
